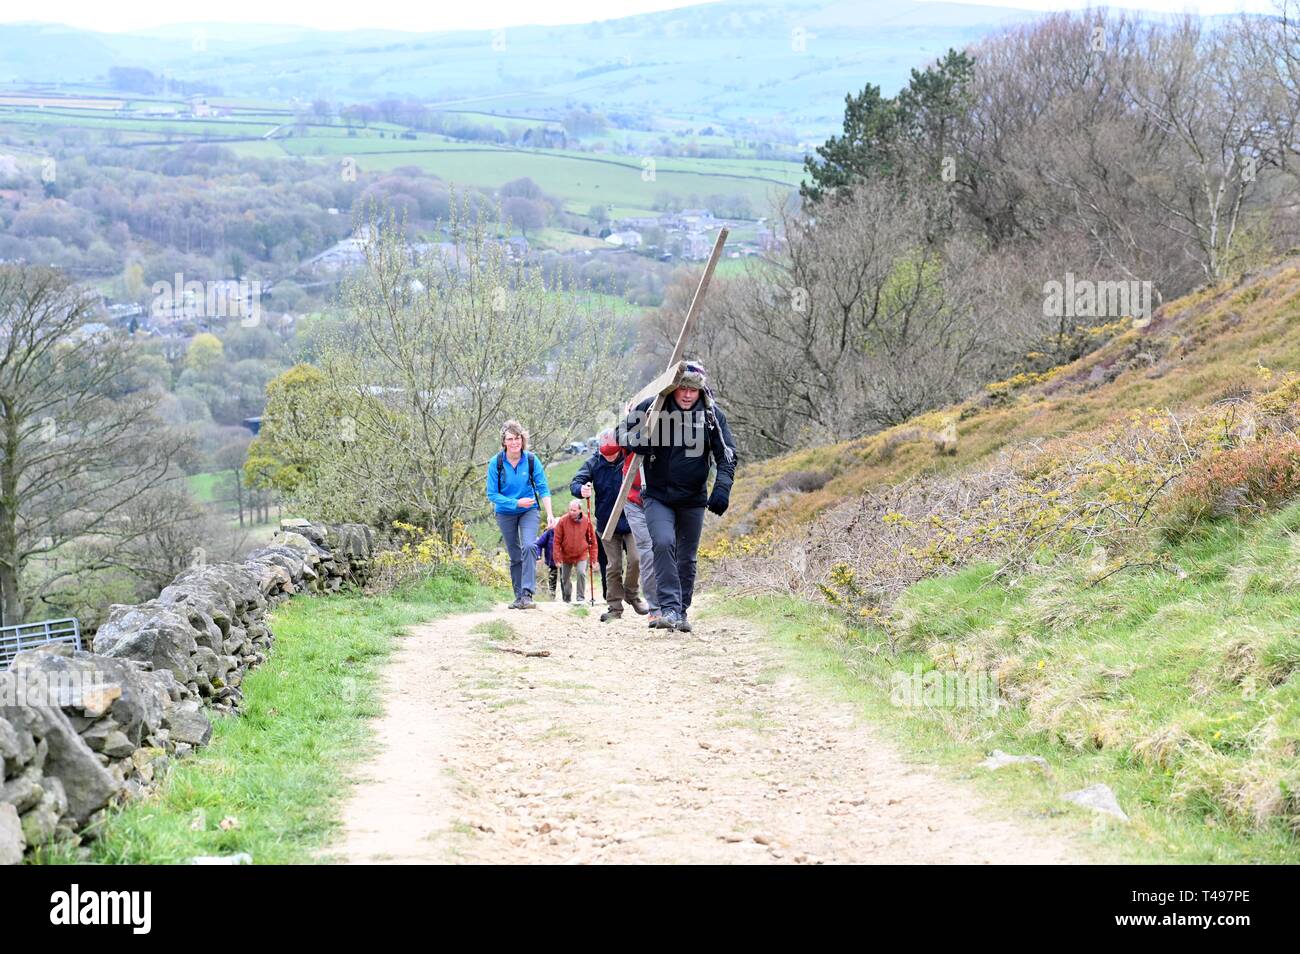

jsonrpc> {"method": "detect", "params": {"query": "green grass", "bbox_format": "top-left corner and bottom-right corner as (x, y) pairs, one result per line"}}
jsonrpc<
(31, 569), (502, 865)
(187, 470), (231, 505)
(708, 502), (1300, 863)
(342, 146), (797, 215)
(470, 619), (517, 643)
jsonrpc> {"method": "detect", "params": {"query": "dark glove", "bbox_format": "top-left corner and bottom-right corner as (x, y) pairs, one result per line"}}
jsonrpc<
(707, 486), (730, 516)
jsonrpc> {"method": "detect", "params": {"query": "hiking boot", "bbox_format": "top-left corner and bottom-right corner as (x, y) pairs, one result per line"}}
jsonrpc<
(656, 611), (682, 630)
(519, 592), (537, 610)
(647, 614), (662, 629)
(674, 615), (693, 633)
(507, 596), (522, 609)
(628, 597), (649, 615)
(600, 610), (623, 622)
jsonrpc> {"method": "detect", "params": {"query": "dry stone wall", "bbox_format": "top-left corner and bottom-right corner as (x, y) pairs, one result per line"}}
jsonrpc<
(0, 520), (374, 864)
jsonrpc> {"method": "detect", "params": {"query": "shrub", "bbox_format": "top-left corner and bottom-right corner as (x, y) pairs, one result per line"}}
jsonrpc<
(369, 521), (506, 592)
(1163, 437), (1300, 540)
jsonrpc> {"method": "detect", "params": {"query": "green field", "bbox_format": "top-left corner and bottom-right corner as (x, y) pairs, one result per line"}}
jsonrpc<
(187, 471), (230, 505)
(0, 100), (803, 217)
(347, 147), (796, 216)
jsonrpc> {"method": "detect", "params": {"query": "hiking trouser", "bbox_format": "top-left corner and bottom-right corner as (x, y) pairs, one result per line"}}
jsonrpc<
(643, 499), (705, 618)
(624, 500), (658, 613)
(495, 508), (539, 599)
(560, 561), (588, 602)
(603, 531), (640, 612)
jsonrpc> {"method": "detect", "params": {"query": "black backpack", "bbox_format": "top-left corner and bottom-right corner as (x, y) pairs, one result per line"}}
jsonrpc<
(496, 450), (541, 501)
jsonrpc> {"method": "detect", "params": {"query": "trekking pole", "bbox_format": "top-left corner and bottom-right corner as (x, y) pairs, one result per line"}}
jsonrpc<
(585, 495), (596, 606)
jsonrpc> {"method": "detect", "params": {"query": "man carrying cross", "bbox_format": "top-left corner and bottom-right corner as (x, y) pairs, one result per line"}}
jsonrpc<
(617, 361), (737, 632)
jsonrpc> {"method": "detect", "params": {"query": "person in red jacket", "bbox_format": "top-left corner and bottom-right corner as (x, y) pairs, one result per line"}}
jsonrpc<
(620, 446), (660, 627)
(553, 499), (599, 603)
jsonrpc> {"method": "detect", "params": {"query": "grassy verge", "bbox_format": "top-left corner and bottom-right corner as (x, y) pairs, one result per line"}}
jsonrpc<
(33, 569), (502, 864)
(706, 504), (1300, 864)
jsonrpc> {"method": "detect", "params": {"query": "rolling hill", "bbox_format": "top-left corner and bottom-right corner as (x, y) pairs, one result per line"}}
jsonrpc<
(0, 0), (1048, 137)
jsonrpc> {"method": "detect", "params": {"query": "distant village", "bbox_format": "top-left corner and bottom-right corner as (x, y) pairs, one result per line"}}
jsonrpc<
(2, 205), (783, 363)
(303, 208), (782, 278)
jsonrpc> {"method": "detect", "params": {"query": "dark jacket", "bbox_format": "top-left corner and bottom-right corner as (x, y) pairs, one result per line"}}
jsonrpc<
(533, 526), (557, 569)
(617, 393), (738, 509)
(570, 450), (631, 535)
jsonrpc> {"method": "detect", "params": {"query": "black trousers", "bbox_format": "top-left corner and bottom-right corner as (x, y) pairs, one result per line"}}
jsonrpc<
(597, 537), (608, 599)
(643, 498), (705, 618)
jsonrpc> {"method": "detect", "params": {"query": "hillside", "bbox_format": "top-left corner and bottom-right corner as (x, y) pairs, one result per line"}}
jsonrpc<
(704, 259), (1300, 859)
(717, 258), (1300, 545)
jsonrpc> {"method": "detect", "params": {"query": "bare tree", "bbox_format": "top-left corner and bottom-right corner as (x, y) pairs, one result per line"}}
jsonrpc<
(256, 204), (630, 535)
(680, 185), (1001, 457)
(0, 265), (191, 624)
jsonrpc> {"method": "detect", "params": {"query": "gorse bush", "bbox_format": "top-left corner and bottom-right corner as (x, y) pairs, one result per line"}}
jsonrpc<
(370, 521), (506, 593)
(713, 373), (1300, 629)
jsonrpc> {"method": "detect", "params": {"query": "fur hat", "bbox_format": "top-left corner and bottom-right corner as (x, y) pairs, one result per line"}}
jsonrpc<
(678, 361), (707, 390)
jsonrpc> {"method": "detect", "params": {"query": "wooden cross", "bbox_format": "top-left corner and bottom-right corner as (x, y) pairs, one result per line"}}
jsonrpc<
(600, 227), (728, 543)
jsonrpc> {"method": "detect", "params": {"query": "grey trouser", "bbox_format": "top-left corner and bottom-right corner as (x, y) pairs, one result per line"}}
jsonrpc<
(624, 500), (658, 613)
(495, 508), (539, 599)
(643, 498), (705, 618)
(560, 561), (588, 601)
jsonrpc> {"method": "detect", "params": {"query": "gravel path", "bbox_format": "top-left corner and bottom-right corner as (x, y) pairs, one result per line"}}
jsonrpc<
(331, 598), (1083, 864)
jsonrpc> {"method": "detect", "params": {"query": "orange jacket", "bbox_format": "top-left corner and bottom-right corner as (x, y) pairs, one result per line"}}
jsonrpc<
(553, 512), (598, 564)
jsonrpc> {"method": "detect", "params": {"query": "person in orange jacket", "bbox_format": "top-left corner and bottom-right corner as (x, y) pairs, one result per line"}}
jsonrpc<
(553, 499), (599, 602)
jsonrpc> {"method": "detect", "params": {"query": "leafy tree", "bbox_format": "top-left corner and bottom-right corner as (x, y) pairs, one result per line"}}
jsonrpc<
(801, 50), (974, 203)
(184, 332), (225, 375)
(801, 84), (901, 202)
(256, 203), (629, 535)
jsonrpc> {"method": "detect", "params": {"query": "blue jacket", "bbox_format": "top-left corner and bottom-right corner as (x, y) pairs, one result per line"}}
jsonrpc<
(570, 450), (630, 535)
(486, 450), (551, 515)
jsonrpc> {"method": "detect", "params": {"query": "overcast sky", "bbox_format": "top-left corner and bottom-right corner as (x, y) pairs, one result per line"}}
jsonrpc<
(0, 0), (1279, 33)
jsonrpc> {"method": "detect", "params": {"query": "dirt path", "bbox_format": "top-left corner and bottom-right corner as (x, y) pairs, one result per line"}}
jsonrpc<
(331, 598), (1083, 864)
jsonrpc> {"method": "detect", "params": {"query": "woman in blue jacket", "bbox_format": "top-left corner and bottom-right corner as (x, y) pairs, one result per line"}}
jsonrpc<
(486, 420), (555, 609)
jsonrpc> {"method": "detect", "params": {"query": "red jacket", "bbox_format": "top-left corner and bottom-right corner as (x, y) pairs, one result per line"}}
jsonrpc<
(621, 453), (645, 507)
(553, 512), (598, 564)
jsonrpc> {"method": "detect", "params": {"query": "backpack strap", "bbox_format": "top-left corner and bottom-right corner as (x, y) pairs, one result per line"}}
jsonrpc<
(527, 452), (540, 501)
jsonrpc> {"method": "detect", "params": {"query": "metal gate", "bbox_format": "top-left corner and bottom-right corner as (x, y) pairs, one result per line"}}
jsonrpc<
(0, 618), (83, 670)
